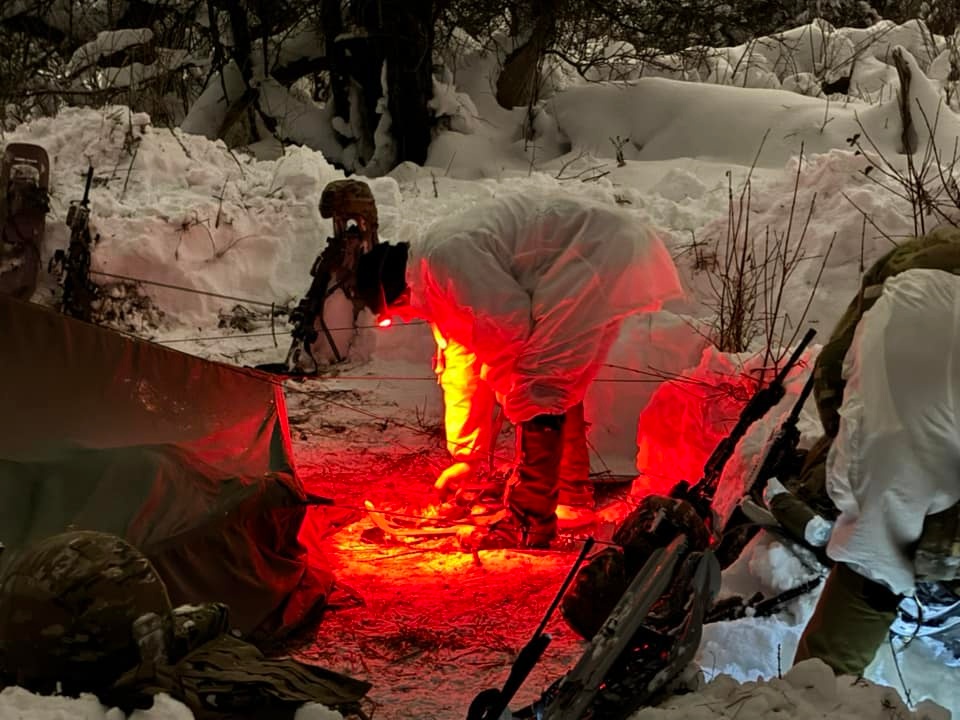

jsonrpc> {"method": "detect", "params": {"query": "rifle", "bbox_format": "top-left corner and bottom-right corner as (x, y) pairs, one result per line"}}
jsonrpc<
(283, 221), (377, 373)
(705, 575), (823, 624)
(466, 537), (596, 720)
(671, 327), (816, 521)
(739, 370), (817, 508)
(49, 165), (99, 321)
(711, 371), (821, 567)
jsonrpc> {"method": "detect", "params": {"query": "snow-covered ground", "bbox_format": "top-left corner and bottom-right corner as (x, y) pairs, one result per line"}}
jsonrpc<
(4, 16), (960, 720)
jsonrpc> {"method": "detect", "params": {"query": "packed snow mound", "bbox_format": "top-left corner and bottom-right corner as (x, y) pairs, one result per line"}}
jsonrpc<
(549, 19), (949, 92)
(632, 345), (812, 499)
(5, 105), (401, 325)
(631, 659), (949, 720)
(544, 45), (960, 169)
(0, 686), (347, 719)
(5, 659), (948, 720)
(0, 687), (194, 719)
(428, 18), (959, 179)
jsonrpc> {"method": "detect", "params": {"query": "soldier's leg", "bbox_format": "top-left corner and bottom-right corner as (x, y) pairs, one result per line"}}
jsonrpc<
(466, 413), (564, 550)
(434, 337), (496, 499)
(558, 402), (595, 525)
(794, 562), (900, 675)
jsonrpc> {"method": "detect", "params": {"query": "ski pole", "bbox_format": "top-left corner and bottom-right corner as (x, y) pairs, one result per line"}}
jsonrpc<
(466, 536), (596, 720)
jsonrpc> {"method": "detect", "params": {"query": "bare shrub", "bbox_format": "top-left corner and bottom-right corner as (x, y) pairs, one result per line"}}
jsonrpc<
(689, 134), (831, 358)
(846, 48), (960, 236)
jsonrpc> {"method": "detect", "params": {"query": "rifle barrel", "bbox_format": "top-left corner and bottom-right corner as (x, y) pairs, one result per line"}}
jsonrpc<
(773, 328), (816, 385)
(687, 327), (817, 505)
(534, 536), (595, 637)
(81, 166), (94, 206)
(466, 536), (596, 720)
(786, 372), (817, 425)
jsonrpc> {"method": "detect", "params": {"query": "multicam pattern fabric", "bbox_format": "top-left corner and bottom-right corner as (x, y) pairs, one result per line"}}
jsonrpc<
(561, 496), (710, 639)
(319, 178), (379, 229)
(0, 531), (369, 719)
(915, 504), (960, 582)
(814, 227), (960, 438)
(0, 530), (173, 695)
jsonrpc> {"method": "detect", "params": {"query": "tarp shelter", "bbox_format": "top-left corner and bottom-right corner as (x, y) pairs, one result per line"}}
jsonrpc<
(0, 294), (331, 637)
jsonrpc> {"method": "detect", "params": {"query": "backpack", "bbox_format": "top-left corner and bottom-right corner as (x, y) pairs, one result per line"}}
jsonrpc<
(915, 502), (960, 582)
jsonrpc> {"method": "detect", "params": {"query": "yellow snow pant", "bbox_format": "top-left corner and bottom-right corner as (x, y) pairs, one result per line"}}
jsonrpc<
(433, 330), (496, 466)
(433, 329), (592, 506)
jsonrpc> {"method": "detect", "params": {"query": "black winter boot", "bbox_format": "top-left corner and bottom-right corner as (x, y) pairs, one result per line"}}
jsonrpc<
(462, 413), (564, 550)
(557, 402), (596, 528)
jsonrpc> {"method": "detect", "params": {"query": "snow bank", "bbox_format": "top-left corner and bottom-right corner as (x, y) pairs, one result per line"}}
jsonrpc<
(631, 659), (949, 720)
(544, 47), (960, 170)
(698, 531), (960, 714)
(5, 106), (400, 327)
(0, 686), (347, 720)
(0, 687), (194, 719)
(584, 312), (708, 476)
(632, 346), (809, 498)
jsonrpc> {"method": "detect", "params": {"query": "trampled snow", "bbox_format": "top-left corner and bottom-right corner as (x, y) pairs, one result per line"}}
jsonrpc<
(4, 14), (960, 720)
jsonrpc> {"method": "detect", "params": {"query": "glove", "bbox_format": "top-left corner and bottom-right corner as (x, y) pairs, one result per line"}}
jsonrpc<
(434, 461), (479, 500)
(803, 516), (834, 547)
(762, 477), (789, 505)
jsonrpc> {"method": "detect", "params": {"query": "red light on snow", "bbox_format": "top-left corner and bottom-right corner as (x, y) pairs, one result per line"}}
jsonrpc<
(377, 317), (393, 328)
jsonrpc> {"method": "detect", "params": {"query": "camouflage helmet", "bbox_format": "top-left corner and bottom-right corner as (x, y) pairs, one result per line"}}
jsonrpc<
(319, 179), (378, 229)
(0, 530), (173, 694)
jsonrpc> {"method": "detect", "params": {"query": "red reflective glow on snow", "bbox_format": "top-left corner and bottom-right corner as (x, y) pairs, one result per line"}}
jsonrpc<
(634, 370), (757, 497)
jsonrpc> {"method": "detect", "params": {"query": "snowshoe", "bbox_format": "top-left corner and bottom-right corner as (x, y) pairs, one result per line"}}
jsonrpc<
(526, 534), (721, 720)
(0, 143), (49, 300)
(363, 500), (507, 540)
(362, 501), (592, 555)
(561, 495), (712, 640)
(892, 582), (960, 640)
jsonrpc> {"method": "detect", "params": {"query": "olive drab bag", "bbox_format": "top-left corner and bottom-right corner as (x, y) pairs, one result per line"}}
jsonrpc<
(915, 502), (960, 582)
(814, 228), (960, 439)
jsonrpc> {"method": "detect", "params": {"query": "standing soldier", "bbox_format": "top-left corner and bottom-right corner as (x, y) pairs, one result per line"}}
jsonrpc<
(791, 268), (960, 674)
(351, 190), (684, 550)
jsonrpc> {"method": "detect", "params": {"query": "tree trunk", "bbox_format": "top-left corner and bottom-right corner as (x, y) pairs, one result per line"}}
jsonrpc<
(496, 0), (561, 109)
(321, 0), (351, 141)
(892, 47), (918, 155)
(351, 0), (435, 167)
(381, 0), (435, 165)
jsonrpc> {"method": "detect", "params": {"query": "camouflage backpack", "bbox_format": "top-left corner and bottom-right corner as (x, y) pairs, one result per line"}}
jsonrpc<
(0, 532), (372, 719)
(915, 503), (960, 582)
(0, 530), (174, 695)
(814, 227), (960, 438)
(561, 495), (710, 639)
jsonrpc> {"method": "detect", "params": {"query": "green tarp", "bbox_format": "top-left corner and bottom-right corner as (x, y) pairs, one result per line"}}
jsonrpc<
(0, 295), (331, 636)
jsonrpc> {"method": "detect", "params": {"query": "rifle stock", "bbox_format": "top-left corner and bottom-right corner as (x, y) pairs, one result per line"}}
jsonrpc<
(739, 371), (817, 504)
